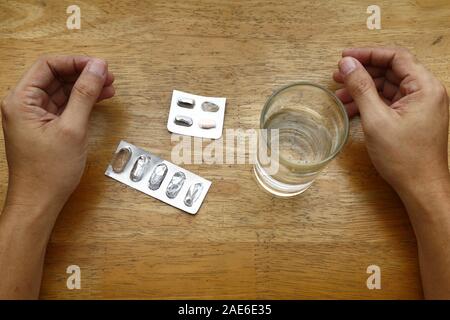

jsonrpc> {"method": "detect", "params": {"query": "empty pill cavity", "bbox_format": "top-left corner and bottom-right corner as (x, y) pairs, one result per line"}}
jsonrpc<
(174, 115), (193, 127)
(177, 97), (195, 109)
(184, 183), (203, 207)
(111, 147), (132, 173)
(130, 155), (150, 182)
(149, 163), (168, 190)
(201, 101), (219, 112)
(166, 171), (186, 199)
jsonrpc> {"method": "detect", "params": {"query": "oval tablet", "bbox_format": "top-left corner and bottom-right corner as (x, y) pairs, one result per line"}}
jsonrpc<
(198, 119), (216, 129)
(111, 147), (132, 173)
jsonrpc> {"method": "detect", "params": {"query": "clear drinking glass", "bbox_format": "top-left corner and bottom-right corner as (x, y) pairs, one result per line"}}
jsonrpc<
(254, 82), (349, 197)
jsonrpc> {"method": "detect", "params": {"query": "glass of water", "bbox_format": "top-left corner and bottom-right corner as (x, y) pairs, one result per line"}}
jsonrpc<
(254, 82), (349, 197)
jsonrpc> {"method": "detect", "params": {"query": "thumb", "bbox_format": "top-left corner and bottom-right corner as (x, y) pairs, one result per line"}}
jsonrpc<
(338, 57), (387, 119)
(62, 58), (107, 129)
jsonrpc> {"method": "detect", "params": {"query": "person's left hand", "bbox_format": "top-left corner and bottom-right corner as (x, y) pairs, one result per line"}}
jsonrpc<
(1, 55), (115, 218)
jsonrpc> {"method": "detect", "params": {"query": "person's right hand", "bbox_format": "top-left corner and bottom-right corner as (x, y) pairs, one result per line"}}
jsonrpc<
(333, 47), (449, 198)
(334, 47), (450, 299)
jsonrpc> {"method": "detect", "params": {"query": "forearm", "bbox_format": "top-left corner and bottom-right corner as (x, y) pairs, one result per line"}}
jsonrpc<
(397, 175), (450, 299)
(0, 192), (62, 299)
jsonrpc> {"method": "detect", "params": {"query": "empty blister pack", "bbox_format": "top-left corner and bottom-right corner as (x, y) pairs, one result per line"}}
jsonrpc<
(167, 90), (227, 139)
(105, 141), (211, 214)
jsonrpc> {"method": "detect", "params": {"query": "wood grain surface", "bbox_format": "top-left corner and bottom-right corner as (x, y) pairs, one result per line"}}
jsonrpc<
(0, 0), (449, 299)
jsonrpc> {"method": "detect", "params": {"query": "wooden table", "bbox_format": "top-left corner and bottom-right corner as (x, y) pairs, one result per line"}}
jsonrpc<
(0, 0), (449, 299)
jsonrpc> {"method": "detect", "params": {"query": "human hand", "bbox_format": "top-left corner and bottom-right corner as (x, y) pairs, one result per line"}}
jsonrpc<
(1, 55), (115, 218)
(333, 48), (449, 197)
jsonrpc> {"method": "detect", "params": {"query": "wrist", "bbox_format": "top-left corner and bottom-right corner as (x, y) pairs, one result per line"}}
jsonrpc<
(396, 172), (450, 234)
(396, 171), (450, 204)
(7, 170), (69, 207)
(3, 181), (67, 227)
(0, 202), (61, 247)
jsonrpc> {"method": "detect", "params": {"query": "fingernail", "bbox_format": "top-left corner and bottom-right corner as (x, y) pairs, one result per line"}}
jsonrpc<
(87, 59), (106, 77)
(339, 57), (357, 76)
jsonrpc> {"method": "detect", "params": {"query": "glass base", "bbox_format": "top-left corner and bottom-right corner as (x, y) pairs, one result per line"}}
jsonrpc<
(253, 162), (313, 197)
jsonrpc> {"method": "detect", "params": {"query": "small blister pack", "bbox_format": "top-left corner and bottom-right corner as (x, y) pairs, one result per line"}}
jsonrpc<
(167, 90), (227, 139)
(105, 141), (211, 214)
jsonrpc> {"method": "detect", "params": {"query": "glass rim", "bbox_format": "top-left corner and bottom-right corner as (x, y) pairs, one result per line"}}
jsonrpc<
(259, 81), (350, 169)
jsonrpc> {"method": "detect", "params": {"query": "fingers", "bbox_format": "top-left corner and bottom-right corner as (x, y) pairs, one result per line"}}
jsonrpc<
(343, 47), (397, 68)
(17, 55), (88, 92)
(335, 47), (445, 121)
(392, 90), (403, 103)
(46, 84), (114, 115)
(334, 66), (385, 83)
(335, 88), (353, 104)
(381, 80), (399, 101)
(334, 47), (436, 119)
(46, 55), (116, 86)
(335, 75), (400, 113)
(344, 102), (359, 118)
(338, 56), (388, 119)
(17, 55), (114, 95)
(337, 77), (397, 98)
(61, 58), (108, 130)
(334, 67), (400, 85)
(51, 63), (114, 89)
(342, 47), (428, 82)
(97, 85), (115, 101)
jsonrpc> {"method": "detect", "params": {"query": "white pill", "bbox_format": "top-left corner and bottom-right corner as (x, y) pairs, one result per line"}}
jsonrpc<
(198, 119), (216, 129)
